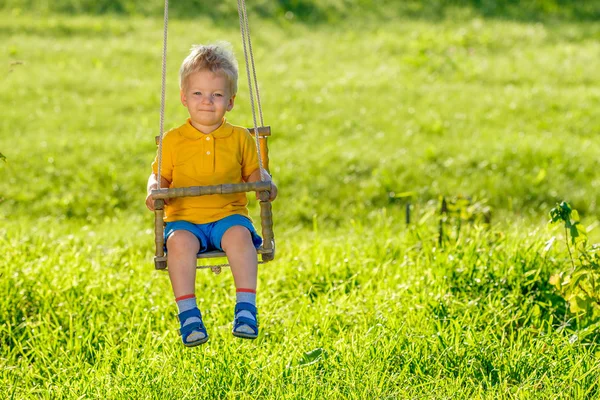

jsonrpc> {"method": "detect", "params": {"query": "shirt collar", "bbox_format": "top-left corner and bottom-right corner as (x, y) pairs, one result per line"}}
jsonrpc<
(180, 118), (234, 140)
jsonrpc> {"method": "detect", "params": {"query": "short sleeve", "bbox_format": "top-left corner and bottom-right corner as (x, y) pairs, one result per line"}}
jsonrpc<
(241, 129), (260, 178)
(151, 135), (173, 182)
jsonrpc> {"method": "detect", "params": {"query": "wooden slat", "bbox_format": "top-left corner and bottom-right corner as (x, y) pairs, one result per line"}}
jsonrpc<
(259, 195), (275, 261)
(154, 256), (167, 270)
(259, 136), (269, 173)
(151, 181), (272, 199)
(196, 247), (273, 260)
(154, 200), (165, 257)
(197, 251), (226, 259)
(154, 247), (274, 271)
(247, 126), (271, 136)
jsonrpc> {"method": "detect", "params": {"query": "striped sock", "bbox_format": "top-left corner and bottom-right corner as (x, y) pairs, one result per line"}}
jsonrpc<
(235, 288), (256, 334)
(176, 294), (201, 327)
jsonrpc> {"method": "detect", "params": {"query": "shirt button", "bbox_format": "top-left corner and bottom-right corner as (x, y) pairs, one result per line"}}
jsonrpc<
(206, 137), (210, 141)
(206, 151), (211, 155)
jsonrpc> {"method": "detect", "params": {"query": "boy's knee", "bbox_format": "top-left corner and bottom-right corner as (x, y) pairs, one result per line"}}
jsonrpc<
(167, 230), (200, 253)
(221, 226), (251, 249)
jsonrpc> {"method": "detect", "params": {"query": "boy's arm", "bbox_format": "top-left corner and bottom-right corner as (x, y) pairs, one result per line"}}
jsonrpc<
(244, 168), (277, 201)
(145, 173), (171, 211)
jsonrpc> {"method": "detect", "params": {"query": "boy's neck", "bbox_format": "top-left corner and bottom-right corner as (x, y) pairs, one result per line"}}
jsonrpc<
(189, 119), (224, 135)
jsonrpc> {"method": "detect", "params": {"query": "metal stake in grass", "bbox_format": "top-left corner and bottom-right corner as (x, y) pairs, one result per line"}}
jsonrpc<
(439, 196), (447, 247)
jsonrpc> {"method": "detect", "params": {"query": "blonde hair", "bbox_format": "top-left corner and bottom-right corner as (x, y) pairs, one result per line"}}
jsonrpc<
(179, 42), (238, 95)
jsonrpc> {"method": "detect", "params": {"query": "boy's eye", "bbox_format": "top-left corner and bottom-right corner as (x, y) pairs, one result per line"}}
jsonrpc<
(213, 93), (223, 97)
(193, 91), (202, 95)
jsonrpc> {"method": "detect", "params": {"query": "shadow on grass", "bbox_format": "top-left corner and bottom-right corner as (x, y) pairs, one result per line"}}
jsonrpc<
(4, 1), (600, 25)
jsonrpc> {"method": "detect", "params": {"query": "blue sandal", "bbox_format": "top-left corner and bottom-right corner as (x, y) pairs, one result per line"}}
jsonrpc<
(232, 302), (259, 339)
(178, 308), (209, 347)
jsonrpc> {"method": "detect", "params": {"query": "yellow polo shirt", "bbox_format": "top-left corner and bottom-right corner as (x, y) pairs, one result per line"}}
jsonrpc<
(152, 118), (259, 224)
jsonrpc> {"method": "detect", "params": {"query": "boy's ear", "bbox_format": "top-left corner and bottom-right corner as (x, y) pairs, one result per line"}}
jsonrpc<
(180, 89), (187, 107)
(227, 94), (236, 111)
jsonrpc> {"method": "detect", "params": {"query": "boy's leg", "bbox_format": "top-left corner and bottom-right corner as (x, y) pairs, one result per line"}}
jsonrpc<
(211, 215), (261, 339)
(167, 228), (208, 345)
(221, 225), (258, 290)
(166, 230), (200, 297)
(221, 225), (259, 337)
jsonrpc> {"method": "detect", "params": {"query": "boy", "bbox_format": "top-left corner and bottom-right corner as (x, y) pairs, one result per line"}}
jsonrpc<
(145, 43), (277, 347)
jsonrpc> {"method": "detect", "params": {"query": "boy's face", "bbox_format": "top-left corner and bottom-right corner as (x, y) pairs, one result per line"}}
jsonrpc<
(180, 70), (235, 133)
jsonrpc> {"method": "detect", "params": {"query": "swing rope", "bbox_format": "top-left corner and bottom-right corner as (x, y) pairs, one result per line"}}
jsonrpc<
(239, 0), (265, 127)
(156, 0), (268, 185)
(237, 0), (266, 181)
(156, 0), (169, 190)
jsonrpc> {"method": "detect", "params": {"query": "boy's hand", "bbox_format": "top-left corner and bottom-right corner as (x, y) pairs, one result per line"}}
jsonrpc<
(145, 193), (155, 211)
(146, 174), (171, 211)
(246, 168), (277, 201)
(145, 192), (169, 211)
(267, 181), (278, 201)
(257, 181), (277, 202)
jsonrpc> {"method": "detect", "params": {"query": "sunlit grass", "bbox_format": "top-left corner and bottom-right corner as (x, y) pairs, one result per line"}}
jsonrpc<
(2, 214), (599, 398)
(1, 12), (600, 399)
(1, 14), (600, 223)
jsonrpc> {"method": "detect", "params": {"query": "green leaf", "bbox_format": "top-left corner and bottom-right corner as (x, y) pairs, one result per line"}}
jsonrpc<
(560, 201), (572, 214)
(570, 295), (590, 314)
(549, 201), (572, 225)
(0, 152), (5, 162)
(549, 273), (561, 288)
(576, 223), (588, 239)
(298, 348), (327, 367)
(570, 271), (587, 289)
(570, 224), (580, 244)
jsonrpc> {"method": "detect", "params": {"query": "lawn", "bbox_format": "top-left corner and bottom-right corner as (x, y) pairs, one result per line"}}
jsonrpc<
(1, 7), (600, 399)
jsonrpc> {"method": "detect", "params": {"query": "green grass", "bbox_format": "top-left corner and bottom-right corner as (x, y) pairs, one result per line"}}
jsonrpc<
(1, 11), (600, 399)
(3, 0), (600, 22)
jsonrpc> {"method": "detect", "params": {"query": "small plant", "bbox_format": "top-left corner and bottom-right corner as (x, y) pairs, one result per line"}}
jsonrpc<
(548, 201), (600, 321)
(438, 195), (492, 246)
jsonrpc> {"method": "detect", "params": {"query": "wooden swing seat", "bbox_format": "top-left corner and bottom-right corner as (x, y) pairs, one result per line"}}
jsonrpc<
(151, 126), (275, 273)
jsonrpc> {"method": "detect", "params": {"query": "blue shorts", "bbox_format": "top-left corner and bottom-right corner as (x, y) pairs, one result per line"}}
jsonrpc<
(165, 214), (262, 254)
